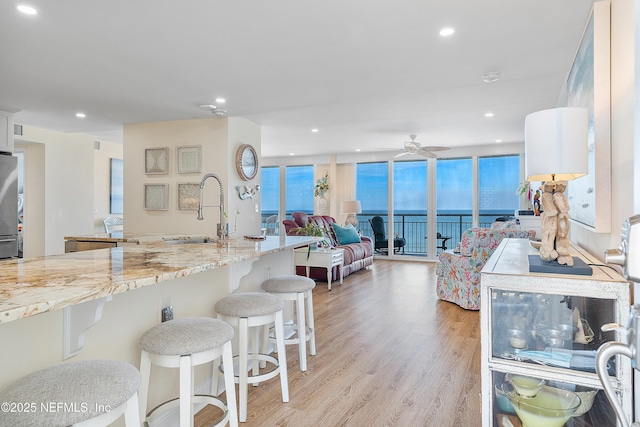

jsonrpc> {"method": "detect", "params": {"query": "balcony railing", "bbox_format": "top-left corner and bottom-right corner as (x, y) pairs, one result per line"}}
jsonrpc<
(263, 211), (514, 256)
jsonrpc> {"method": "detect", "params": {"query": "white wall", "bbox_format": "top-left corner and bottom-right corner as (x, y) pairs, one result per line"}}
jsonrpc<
(123, 117), (262, 238)
(15, 128), (95, 256)
(571, 0), (636, 262)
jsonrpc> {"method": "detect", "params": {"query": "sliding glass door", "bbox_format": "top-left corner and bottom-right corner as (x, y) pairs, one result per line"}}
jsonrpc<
(356, 162), (389, 255)
(436, 158), (473, 249)
(393, 160), (427, 256)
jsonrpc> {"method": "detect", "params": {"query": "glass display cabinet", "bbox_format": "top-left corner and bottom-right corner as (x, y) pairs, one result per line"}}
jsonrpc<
(480, 238), (631, 427)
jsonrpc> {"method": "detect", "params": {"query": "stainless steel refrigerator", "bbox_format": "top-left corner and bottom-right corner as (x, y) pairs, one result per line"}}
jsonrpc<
(0, 153), (18, 259)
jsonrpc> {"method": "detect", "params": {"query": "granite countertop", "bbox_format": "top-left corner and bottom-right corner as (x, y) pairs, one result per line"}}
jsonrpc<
(0, 235), (316, 324)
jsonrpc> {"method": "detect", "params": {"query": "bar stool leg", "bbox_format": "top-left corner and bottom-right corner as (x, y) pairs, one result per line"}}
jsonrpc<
(138, 351), (152, 424)
(274, 310), (289, 402)
(239, 317), (249, 423)
(123, 394), (140, 427)
(179, 355), (193, 427)
(222, 340), (239, 427)
(251, 323), (260, 386)
(296, 291), (307, 371)
(307, 289), (316, 356)
(211, 356), (221, 396)
(260, 323), (270, 369)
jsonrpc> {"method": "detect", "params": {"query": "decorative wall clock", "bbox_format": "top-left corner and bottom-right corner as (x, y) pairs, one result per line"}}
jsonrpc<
(235, 144), (258, 181)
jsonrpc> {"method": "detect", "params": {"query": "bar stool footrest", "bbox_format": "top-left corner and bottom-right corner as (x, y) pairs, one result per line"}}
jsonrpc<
(268, 324), (313, 345)
(220, 354), (282, 384)
(144, 394), (229, 427)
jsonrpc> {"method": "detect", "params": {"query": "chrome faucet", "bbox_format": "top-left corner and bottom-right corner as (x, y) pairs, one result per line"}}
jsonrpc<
(197, 173), (227, 240)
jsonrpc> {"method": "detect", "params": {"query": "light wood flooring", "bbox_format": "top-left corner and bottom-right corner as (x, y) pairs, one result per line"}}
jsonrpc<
(195, 260), (482, 426)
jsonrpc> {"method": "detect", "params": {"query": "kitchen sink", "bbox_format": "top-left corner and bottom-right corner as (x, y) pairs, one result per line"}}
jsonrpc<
(163, 237), (213, 245)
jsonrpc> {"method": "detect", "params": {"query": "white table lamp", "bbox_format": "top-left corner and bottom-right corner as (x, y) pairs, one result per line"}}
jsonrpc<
(524, 107), (588, 268)
(342, 200), (362, 228)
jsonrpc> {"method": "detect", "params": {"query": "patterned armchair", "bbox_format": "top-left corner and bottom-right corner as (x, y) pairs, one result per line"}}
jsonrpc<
(436, 227), (536, 310)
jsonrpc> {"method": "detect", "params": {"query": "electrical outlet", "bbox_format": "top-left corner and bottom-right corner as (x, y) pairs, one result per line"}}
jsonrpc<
(265, 266), (271, 279)
(254, 203), (259, 213)
(161, 306), (174, 322)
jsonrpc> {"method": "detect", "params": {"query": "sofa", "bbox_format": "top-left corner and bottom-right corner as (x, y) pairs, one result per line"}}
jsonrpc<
(283, 212), (374, 281)
(436, 227), (536, 310)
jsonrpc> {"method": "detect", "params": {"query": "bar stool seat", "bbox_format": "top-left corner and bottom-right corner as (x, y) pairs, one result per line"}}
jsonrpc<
(0, 359), (140, 427)
(214, 292), (289, 423)
(261, 275), (316, 371)
(138, 317), (238, 427)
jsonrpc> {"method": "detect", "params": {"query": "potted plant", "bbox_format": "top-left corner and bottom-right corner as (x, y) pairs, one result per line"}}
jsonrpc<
(516, 181), (534, 215)
(295, 223), (328, 257)
(314, 172), (330, 213)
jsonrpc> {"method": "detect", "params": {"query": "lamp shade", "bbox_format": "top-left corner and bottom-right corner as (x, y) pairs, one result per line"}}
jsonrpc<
(341, 200), (362, 214)
(524, 107), (588, 182)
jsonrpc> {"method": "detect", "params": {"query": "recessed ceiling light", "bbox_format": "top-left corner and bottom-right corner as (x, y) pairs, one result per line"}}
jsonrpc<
(439, 28), (455, 37)
(356, 149), (361, 152)
(215, 98), (226, 104)
(76, 112), (86, 118)
(289, 153), (295, 156)
(311, 129), (319, 133)
(496, 139), (502, 143)
(485, 112), (494, 118)
(17, 4), (37, 15)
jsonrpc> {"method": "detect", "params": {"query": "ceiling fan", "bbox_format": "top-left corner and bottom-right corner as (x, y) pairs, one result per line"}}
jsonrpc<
(392, 135), (449, 159)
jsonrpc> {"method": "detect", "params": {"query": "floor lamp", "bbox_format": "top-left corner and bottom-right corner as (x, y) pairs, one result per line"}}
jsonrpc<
(525, 107), (588, 267)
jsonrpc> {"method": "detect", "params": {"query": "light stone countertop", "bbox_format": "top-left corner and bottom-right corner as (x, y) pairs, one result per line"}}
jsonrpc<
(0, 235), (317, 324)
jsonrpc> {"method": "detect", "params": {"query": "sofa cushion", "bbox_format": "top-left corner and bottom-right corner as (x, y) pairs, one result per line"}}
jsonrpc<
(332, 223), (361, 245)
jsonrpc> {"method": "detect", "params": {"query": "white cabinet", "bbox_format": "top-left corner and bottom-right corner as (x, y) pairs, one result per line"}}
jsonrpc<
(515, 214), (541, 237)
(0, 110), (14, 153)
(480, 238), (631, 426)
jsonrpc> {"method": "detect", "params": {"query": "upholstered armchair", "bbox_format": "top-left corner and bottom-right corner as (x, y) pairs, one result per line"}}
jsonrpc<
(436, 227), (536, 310)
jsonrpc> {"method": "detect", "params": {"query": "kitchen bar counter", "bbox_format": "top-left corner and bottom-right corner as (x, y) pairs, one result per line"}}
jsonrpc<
(0, 235), (316, 324)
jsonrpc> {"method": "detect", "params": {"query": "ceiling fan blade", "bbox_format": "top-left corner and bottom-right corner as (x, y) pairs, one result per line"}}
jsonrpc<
(417, 148), (437, 158)
(421, 146), (450, 152)
(393, 151), (409, 158)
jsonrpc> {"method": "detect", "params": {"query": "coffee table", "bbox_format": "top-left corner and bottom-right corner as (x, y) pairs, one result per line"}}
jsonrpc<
(294, 247), (344, 290)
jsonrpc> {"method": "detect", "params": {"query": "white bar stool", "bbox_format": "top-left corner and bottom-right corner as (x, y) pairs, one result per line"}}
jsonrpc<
(261, 275), (316, 371)
(138, 317), (238, 427)
(214, 292), (289, 423)
(0, 359), (140, 427)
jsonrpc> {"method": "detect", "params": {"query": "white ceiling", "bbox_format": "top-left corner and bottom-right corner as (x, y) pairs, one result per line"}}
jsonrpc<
(0, 0), (595, 158)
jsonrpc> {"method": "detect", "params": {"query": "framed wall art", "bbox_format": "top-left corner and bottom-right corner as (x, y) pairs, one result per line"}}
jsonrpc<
(563, 0), (611, 233)
(177, 145), (202, 174)
(177, 183), (200, 210)
(144, 147), (169, 175)
(144, 183), (169, 210)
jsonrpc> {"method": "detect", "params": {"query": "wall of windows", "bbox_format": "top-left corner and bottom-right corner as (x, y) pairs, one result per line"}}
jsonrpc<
(436, 157), (473, 250)
(261, 153), (520, 259)
(394, 160), (427, 255)
(260, 165), (314, 223)
(285, 165), (314, 214)
(261, 166), (280, 217)
(478, 155), (520, 221)
(354, 154), (520, 258)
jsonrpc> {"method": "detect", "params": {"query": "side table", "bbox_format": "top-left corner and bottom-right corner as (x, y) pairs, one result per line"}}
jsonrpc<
(294, 247), (344, 290)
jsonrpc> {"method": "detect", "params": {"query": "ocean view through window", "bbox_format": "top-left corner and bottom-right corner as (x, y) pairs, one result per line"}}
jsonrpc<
(262, 155), (520, 255)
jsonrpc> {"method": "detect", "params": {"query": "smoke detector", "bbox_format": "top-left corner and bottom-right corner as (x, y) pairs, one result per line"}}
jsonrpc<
(482, 72), (500, 83)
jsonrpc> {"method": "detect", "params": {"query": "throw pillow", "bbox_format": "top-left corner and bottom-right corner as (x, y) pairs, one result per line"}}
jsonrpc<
(332, 223), (361, 245)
